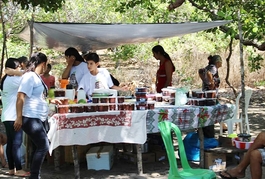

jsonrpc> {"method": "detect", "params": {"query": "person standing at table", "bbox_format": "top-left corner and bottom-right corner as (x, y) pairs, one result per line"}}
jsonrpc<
(14, 52), (61, 179)
(78, 52), (127, 97)
(62, 47), (89, 89)
(152, 45), (175, 93)
(198, 55), (223, 138)
(41, 63), (55, 89)
(199, 55), (222, 91)
(0, 58), (28, 176)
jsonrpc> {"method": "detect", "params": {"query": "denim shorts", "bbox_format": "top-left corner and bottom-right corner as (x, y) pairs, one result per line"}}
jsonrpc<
(258, 149), (265, 165)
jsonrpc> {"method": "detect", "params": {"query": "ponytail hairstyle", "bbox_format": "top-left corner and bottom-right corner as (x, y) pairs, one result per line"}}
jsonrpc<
(152, 45), (175, 72)
(65, 47), (84, 62)
(84, 52), (100, 63)
(208, 55), (222, 65)
(26, 52), (48, 72)
(0, 58), (20, 90)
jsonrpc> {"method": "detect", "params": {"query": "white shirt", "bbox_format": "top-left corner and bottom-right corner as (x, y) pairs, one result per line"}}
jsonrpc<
(78, 68), (114, 96)
(1, 76), (22, 122)
(18, 72), (48, 122)
(70, 62), (89, 86)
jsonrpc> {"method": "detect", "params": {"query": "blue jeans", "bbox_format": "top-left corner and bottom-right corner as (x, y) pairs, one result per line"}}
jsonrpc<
(22, 117), (49, 179)
(3, 121), (23, 170)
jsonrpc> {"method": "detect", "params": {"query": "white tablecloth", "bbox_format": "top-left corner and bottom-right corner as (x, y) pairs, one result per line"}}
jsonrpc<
(47, 104), (235, 154)
(47, 110), (148, 154)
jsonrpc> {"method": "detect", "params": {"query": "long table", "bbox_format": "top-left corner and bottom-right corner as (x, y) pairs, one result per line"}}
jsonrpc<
(47, 104), (235, 178)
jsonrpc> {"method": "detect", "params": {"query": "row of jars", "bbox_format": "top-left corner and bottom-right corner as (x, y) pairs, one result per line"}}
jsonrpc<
(191, 90), (217, 98)
(187, 98), (217, 106)
(56, 101), (156, 114)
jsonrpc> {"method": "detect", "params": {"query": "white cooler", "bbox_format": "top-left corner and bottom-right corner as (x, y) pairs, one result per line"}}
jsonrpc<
(86, 145), (114, 170)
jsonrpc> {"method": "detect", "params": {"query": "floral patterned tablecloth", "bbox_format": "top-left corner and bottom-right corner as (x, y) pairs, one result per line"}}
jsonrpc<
(146, 104), (235, 133)
(47, 104), (234, 154)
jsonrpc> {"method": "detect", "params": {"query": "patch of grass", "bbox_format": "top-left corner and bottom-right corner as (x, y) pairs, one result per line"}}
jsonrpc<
(254, 80), (265, 87)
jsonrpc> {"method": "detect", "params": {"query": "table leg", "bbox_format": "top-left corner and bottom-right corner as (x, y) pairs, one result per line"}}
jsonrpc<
(136, 144), (143, 175)
(72, 145), (80, 179)
(198, 128), (204, 168)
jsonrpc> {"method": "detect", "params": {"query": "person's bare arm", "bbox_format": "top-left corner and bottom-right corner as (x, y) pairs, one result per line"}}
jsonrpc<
(111, 85), (128, 91)
(206, 71), (215, 89)
(164, 61), (173, 88)
(61, 58), (75, 79)
(14, 92), (26, 132)
(5, 68), (23, 76)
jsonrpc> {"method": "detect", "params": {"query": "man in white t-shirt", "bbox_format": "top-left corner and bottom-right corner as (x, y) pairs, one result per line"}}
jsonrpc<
(78, 52), (127, 97)
(62, 47), (89, 89)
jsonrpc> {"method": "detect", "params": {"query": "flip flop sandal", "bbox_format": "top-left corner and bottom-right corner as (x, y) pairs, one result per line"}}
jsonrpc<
(15, 172), (30, 177)
(5, 172), (14, 176)
(219, 171), (238, 179)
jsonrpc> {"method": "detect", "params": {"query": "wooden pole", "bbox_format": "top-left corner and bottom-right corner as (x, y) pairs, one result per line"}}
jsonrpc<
(238, 9), (246, 133)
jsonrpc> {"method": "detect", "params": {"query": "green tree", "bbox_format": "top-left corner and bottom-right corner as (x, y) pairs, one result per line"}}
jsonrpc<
(2, 0), (65, 12)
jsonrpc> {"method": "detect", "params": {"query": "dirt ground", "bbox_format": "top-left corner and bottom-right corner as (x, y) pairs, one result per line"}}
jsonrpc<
(0, 88), (265, 179)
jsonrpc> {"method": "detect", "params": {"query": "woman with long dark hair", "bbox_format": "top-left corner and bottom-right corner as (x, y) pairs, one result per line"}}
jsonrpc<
(152, 45), (175, 93)
(1, 58), (27, 176)
(13, 52), (61, 179)
(62, 47), (89, 89)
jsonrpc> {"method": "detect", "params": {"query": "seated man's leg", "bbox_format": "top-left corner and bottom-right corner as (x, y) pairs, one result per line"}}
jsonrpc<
(250, 149), (263, 179)
(220, 132), (265, 178)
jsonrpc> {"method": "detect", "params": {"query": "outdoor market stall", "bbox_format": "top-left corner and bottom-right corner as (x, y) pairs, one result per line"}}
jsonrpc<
(47, 104), (235, 178)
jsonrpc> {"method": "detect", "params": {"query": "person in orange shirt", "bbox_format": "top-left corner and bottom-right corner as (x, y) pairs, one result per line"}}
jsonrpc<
(41, 63), (55, 89)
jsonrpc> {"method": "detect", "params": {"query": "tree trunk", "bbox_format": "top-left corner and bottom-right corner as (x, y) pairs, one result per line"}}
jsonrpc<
(225, 37), (237, 97)
(238, 10), (246, 133)
(0, 1), (7, 78)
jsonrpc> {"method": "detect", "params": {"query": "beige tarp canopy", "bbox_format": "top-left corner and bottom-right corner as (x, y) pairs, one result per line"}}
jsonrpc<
(19, 20), (230, 52)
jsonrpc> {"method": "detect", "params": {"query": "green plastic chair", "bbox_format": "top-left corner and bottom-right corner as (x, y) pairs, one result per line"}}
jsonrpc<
(158, 121), (216, 179)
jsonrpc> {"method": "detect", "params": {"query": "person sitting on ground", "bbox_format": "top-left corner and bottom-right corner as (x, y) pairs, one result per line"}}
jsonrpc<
(41, 63), (55, 89)
(219, 132), (265, 179)
(78, 52), (127, 98)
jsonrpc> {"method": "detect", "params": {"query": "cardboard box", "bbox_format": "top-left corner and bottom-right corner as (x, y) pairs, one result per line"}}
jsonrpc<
(122, 152), (155, 164)
(86, 145), (114, 170)
(204, 151), (226, 169)
(64, 145), (91, 163)
(148, 133), (165, 147)
(218, 136), (235, 147)
(154, 150), (168, 162)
